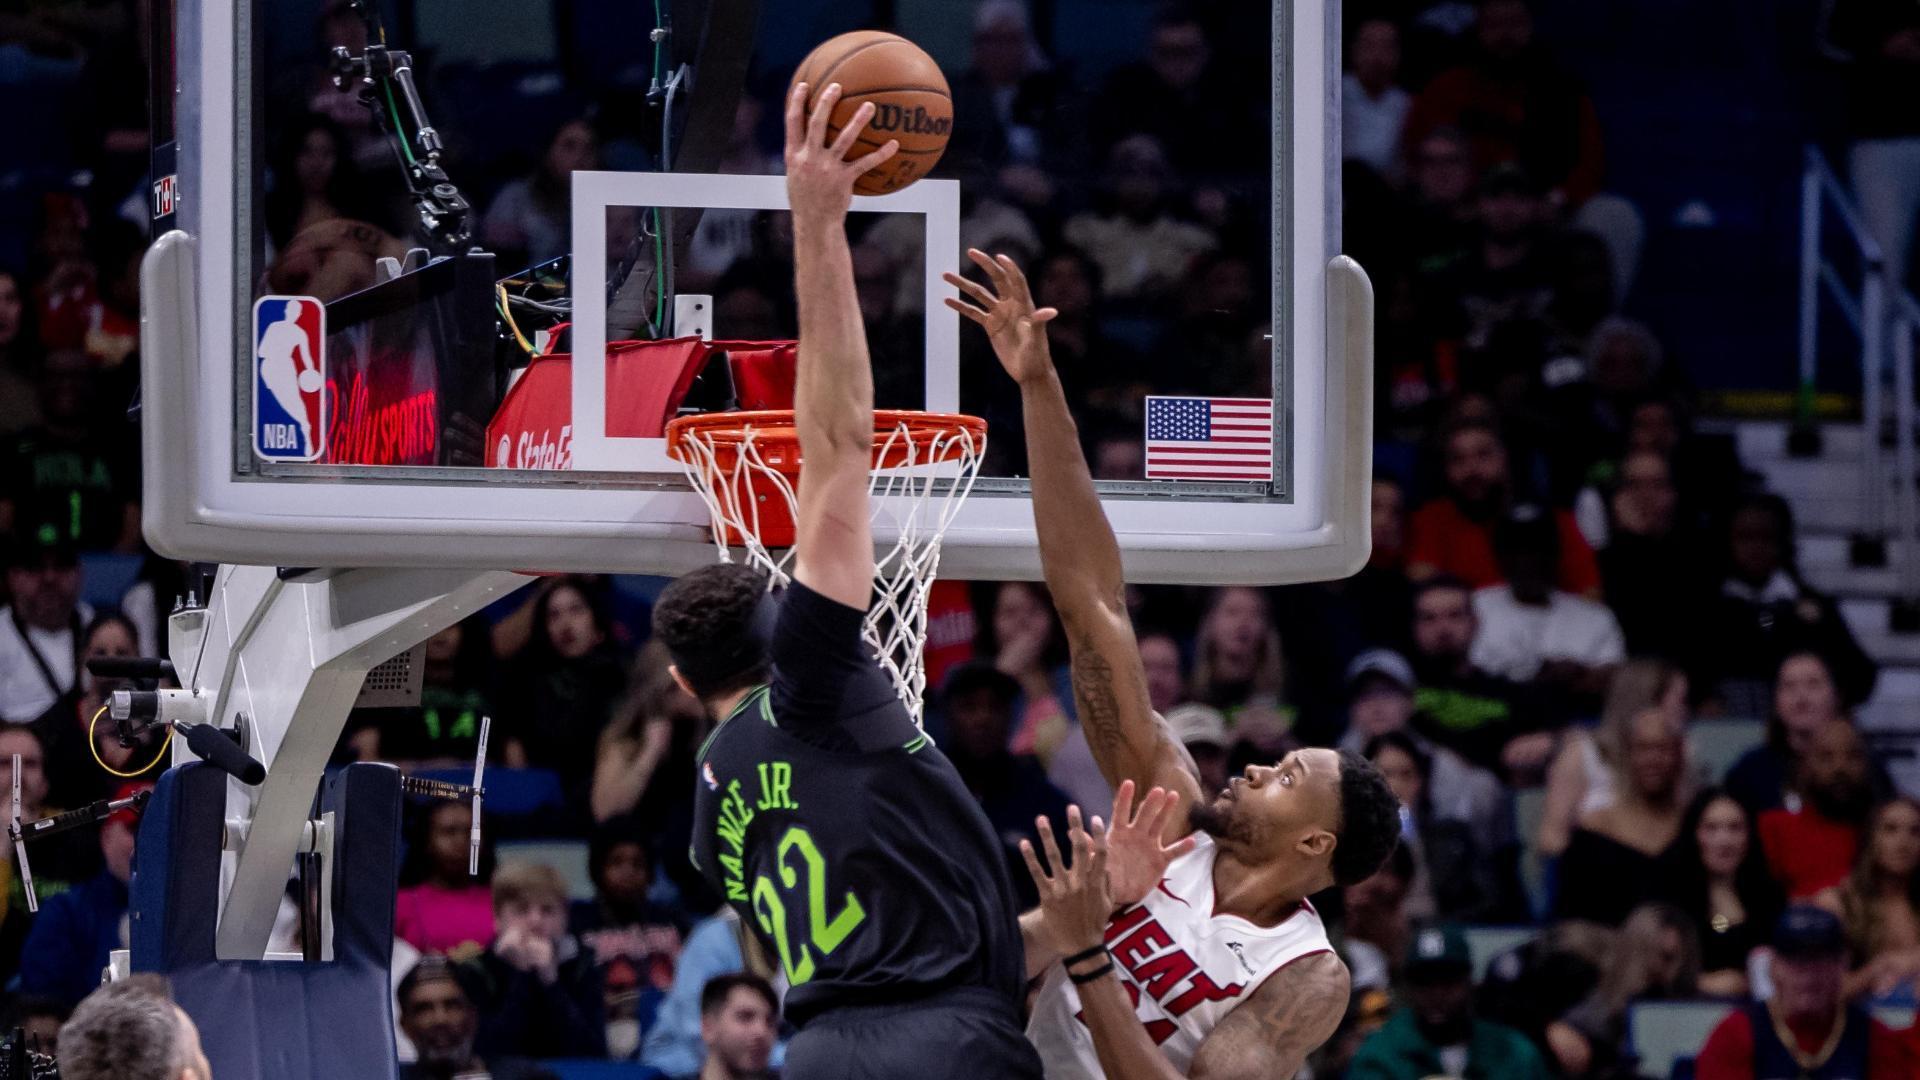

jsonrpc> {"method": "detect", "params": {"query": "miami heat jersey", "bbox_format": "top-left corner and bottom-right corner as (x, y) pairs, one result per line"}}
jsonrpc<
(1025, 833), (1334, 1078)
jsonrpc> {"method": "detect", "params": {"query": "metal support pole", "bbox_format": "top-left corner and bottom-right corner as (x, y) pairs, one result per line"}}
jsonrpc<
(1798, 155), (1823, 432)
(1863, 271), (1887, 542)
(1895, 314), (1920, 605)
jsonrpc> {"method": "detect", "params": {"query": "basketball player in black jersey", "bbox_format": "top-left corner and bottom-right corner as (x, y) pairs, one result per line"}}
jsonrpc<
(652, 82), (1044, 1080)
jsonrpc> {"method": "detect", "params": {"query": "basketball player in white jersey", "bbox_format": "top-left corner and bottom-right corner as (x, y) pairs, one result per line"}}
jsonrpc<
(946, 249), (1404, 1079)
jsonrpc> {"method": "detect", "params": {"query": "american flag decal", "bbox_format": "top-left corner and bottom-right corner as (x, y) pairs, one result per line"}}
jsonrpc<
(1144, 396), (1274, 481)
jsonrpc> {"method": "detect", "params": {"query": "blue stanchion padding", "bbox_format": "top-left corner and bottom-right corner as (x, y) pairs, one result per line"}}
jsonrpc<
(131, 762), (405, 1080)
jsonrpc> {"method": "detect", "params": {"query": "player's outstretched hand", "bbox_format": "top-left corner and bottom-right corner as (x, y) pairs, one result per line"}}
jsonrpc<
(1021, 805), (1113, 952)
(944, 249), (1058, 385)
(784, 81), (898, 224)
(1104, 780), (1197, 907)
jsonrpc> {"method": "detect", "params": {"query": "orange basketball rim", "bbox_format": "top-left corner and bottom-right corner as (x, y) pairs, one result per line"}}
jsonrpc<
(665, 409), (986, 550)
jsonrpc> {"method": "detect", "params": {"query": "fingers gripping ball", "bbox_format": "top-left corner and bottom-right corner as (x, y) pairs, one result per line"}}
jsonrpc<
(791, 31), (952, 195)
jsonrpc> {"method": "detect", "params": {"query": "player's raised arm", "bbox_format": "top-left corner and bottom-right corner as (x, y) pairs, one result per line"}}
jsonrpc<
(946, 251), (1203, 821)
(785, 81), (899, 608)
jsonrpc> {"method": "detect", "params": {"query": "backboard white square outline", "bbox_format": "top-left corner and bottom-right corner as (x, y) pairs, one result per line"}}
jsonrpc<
(567, 172), (962, 473)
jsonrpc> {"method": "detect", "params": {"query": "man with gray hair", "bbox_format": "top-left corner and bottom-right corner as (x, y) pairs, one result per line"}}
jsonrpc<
(57, 975), (212, 1080)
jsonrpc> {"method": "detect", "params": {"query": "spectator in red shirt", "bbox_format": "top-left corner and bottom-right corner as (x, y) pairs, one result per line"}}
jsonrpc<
(1759, 721), (1875, 899)
(1407, 416), (1600, 597)
(1400, 0), (1607, 206)
(1695, 905), (1920, 1080)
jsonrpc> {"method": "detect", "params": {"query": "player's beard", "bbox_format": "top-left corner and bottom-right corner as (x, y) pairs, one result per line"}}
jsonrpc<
(1188, 792), (1256, 846)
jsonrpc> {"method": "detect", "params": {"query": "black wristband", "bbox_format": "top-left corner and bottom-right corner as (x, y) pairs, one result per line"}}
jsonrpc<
(1064, 944), (1108, 968)
(1069, 960), (1115, 985)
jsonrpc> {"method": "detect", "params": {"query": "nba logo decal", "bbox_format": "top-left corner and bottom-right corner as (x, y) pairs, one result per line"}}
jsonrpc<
(253, 296), (327, 461)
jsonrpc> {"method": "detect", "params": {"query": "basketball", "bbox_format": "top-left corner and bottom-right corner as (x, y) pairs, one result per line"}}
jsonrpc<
(297, 369), (322, 393)
(790, 31), (952, 196)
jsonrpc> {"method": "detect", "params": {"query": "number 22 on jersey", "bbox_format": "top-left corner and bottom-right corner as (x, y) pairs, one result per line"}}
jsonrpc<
(750, 825), (867, 985)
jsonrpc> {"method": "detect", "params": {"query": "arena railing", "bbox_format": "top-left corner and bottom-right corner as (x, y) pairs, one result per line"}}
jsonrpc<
(1798, 146), (1920, 615)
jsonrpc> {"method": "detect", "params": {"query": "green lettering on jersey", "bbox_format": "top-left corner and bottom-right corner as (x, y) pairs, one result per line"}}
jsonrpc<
(755, 761), (798, 811)
(748, 825), (867, 986)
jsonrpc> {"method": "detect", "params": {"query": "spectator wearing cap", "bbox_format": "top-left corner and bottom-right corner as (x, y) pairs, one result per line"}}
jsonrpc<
(1339, 648), (1509, 851)
(936, 660), (1072, 906)
(1165, 703), (1231, 796)
(0, 525), (94, 725)
(1694, 906), (1920, 1079)
(1406, 575), (1551, 778)
(397, 956), (556, 1080)
(1470, 504), (1624, 705)
(17, 782), (145, 1007)
(1408, 417), (1601, 598)
(1348, 925), (1550, 1080)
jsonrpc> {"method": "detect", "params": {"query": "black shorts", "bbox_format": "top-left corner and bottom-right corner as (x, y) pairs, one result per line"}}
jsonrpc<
(783, 986), (1044, 1080)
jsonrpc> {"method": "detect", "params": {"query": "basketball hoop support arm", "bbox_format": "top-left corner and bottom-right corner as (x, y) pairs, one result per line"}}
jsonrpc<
(162, 564), (525, 960)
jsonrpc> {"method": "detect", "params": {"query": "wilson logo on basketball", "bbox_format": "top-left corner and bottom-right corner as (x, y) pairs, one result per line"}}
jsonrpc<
(868, 104), (951, 137)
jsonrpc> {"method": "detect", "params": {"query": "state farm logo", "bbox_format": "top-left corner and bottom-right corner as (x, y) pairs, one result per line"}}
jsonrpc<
(499, 424), (572, 470)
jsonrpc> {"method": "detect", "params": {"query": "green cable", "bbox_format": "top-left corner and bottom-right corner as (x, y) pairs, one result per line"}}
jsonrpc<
(384, 81), (417, 167)
(653, 207), (666, 330)
(653, 0), (664, 85)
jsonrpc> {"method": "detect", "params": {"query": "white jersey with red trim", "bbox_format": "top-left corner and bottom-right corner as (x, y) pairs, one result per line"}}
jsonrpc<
(1025, 833), (1333, 1078)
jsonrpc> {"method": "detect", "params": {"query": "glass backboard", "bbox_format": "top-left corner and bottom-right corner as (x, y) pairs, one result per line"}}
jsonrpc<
(142, 0), (1371, 584)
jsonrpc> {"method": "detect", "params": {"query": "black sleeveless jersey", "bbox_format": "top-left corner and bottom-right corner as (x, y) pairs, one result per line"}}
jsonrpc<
(689, 582), (1027, 1027)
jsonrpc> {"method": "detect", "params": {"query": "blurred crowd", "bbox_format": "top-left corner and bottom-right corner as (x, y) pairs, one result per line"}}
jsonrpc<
(3, 0), (1920, 1077)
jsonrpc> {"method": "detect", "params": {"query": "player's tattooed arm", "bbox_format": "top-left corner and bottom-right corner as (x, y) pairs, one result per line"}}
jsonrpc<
(1187, 951), (1351, 1080)
(1071, 642), (1203, 827)
(948, 251), (1202, 825)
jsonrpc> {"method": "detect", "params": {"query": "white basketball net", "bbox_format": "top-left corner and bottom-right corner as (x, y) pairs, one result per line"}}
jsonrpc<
(671, 416), (987, 722)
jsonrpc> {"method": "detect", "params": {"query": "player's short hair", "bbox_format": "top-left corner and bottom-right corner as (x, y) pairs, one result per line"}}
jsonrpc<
(701, 973), (778, 1019)
(653, 563), (774, 700)
(1330, 749), (1403, 887)
(57, 975), (189, 1080)
(491, 861), (568, 913)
